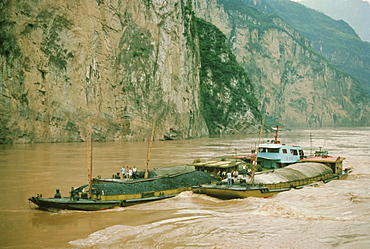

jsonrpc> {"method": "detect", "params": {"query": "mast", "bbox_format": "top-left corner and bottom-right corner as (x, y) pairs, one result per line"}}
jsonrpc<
(251, 115), (265, 184)
(144, 135), (152, 179)
(310, 132), (313, 156)
(87, 134), (93, 198)
(144, 117), (156, 179)
(274, 125), (279, 144)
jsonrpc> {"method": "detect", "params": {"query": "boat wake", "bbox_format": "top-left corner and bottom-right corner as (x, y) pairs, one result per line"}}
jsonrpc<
(69, 215), (208, 247)
(256, 200), (351, 221)
(69, 224), (144, 247)
(254, 184), (370, 222)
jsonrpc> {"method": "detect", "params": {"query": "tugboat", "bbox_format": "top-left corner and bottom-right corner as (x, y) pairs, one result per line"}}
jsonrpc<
(256, 139), (304, 169)
(192, 148), (351, 200)
(192, 160), (351, 199)
(191, 126), (351, 200)
(232, 126), (304, 169)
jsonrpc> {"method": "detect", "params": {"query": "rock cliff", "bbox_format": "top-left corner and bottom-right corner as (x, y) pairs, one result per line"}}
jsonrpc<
(0, 0), (263, 143)
(2, 0), (368, 143)
(246, 0), (370, 96)
(1, 0), (212, 143)
(193, 0), (369, 127)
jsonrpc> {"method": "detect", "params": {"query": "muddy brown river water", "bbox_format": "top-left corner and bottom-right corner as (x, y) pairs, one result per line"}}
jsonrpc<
(0, 128), (369, 248)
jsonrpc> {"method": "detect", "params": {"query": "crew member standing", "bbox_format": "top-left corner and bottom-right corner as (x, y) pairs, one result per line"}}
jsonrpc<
(121, 166), (126, 180)
(227, 171), (233, 185)
(128, 167), (133, 179)
(132, 166), (137, 179)
(125, 166), (130, 179)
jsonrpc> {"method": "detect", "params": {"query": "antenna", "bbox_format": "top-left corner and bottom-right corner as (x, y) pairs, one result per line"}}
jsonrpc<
(274, 125), (279, 143)
(87, 132), (93, 198)
(310, 132), (312, 156)
(144, 117), (156, 178)
(251, 114), (265, 184)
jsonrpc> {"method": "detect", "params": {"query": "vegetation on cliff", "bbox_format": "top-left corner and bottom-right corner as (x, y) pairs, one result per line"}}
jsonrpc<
(0, 19), (24, 144)
(194, 0), (369, 127)
(196, 18), (260, 134)
(300, 0), (370, 42)
(1, 0), (368, 143)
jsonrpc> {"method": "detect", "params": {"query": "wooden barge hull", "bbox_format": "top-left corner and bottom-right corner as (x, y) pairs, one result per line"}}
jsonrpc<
(93, 186), (193, 201)
(193, 169), (351, 200)
(28, 197), (123, 211)
(193, 185), (285, 199)
(28, 171), (218, 211)
(28, 194), (177, 211)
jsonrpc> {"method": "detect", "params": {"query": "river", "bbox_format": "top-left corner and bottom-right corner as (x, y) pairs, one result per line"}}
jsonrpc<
(0, 127), (369, 248)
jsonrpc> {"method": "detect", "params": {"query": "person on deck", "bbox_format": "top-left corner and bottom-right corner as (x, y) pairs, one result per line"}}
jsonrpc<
(121, 166), (126, 180)
(247, 168), (252, 176)
(227, 171), (233, 186)
(242, 164), (247, 177)
(132, 166), (137, 179)
(125, 166), (130, 179)
(128, 167), (133, 179)
(222, 171), (226, 180)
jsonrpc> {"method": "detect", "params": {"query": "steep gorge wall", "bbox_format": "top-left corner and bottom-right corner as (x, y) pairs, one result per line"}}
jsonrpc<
(0, 0), (209, 143)
(194, 0), (369, 127)
(246, 0), (370, 96)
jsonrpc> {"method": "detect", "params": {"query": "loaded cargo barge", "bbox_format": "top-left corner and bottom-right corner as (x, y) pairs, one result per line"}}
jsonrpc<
(28, 170), (217, 211)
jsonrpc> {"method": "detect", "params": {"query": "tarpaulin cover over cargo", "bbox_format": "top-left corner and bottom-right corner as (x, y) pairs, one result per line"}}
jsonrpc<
(253, 163), (333, 184)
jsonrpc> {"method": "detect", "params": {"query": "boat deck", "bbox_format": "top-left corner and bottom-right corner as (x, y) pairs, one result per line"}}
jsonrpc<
(300, 156), (345, 163)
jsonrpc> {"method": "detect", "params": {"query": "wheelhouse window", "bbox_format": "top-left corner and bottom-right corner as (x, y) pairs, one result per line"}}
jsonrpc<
(291, 149), (298, 155)
(259, 148), (267, 153)
(282, 149), (287, 154)
(259, 148), (279, 153)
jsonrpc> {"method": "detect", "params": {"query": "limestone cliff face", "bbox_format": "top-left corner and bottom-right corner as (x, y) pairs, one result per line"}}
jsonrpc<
(0, 0), (209, 143)
(194, 0), (370, 127)
(3, 0), (365, 143)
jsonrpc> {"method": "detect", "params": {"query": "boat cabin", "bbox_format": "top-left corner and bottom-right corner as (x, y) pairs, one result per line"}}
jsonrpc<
(189, 160), (241, 177)
(257, 140), (304, 169)
(300, 150), (345, 174)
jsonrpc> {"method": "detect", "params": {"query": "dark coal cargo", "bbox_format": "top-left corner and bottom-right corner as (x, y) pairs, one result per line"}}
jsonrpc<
(76, 171), (217, 195)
